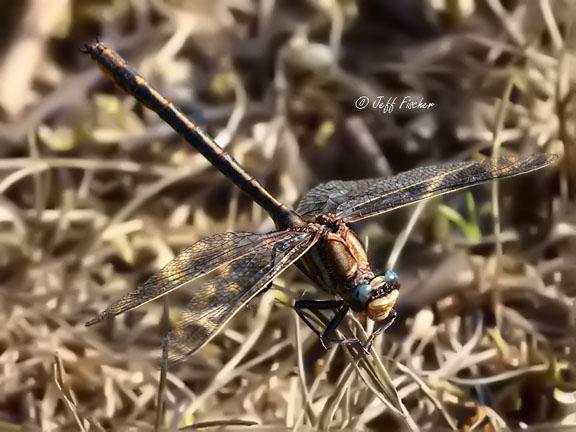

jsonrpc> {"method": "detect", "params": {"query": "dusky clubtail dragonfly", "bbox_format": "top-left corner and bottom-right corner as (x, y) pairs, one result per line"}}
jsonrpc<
(83, 41), (557, 363)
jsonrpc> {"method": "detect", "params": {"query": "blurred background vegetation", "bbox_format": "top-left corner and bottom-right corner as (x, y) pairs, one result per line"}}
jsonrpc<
(0, 0), (574, 431)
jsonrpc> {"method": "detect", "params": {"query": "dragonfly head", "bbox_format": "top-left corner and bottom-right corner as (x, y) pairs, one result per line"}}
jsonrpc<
(350, 270), (400, 321)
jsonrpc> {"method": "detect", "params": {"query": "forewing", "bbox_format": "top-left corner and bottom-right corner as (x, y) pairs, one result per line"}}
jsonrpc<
(167, 231), (317, 363)
(86, 231), (306, 326)
(298, 154), (557, 223)
(338, 154), (557, 222)
(296, 178), (377, 217)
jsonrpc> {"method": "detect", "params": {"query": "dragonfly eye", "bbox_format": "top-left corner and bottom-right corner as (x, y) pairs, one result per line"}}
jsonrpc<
(365, 270), (400, 321)
(383, 270), (400, 289)
(350, 283), (373, 310)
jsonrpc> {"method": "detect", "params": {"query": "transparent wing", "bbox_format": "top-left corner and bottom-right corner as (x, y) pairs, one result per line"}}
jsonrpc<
(297, 154), (557, 223)
(296, 178), (377, 217)
(167, 231), (317, 363)
(86, 231), (311, 326)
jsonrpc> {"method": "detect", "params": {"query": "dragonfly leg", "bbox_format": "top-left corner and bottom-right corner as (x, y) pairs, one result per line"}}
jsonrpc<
(380, 308), (397, 332)
(364, 309), (397, 352)
(293, 300), (342, 349)
(320, 304), (347, 343)
(293, 300), (367, 353)
(294, 299), (344, 310)
(321, 306), (371, 354)
(293, 307), (324, 340)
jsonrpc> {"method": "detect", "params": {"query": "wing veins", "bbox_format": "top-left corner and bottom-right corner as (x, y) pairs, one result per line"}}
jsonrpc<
(166, 231), (318, 362)
(336, 154), (557, 222)
(339, 161), (475, 219)
(85, 231), (301, 326)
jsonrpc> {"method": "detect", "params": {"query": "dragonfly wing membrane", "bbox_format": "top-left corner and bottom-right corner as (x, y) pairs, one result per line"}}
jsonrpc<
(338, 154), (557, 222)
(167, 231), (317, 363)
(296, 178), (377, 218)
(297, 154), (557, 223)
(86, 231), (309, 326)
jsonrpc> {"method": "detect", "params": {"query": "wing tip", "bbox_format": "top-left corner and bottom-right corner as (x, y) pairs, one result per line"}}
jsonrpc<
(85, 312), (110, 327)
(492, 152), (559, 172)
(543, 152), (561, 165)
(516, 152), (560, 171)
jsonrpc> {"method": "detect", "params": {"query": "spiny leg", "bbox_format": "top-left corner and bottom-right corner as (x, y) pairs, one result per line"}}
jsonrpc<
(293, 307), (325, 339)
(292, 300), (344, 344)
(294, 300), (366, 352)
(294, 299), (344, 310)
(364, 309), (397, 352)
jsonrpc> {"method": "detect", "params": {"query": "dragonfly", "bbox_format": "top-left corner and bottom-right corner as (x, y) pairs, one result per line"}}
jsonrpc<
(83, 41), (557, 363)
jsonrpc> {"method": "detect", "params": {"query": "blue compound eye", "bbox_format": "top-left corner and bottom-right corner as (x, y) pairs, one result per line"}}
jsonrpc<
(351, 283), (372, 309)
(384, 270), (400, 288)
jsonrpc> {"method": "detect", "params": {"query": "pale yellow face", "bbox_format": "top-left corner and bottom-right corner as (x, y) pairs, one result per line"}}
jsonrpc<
(367, 289), (399, 321)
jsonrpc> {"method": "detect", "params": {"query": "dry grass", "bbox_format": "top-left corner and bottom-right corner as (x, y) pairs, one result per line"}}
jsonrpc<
(0, 0), (575, 431)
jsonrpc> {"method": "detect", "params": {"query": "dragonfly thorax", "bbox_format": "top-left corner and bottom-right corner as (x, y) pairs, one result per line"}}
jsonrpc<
(297, 220), (400, 322)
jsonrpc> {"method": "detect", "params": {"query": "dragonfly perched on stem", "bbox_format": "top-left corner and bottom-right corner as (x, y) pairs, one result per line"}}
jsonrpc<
(83, 41), (558, 363)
